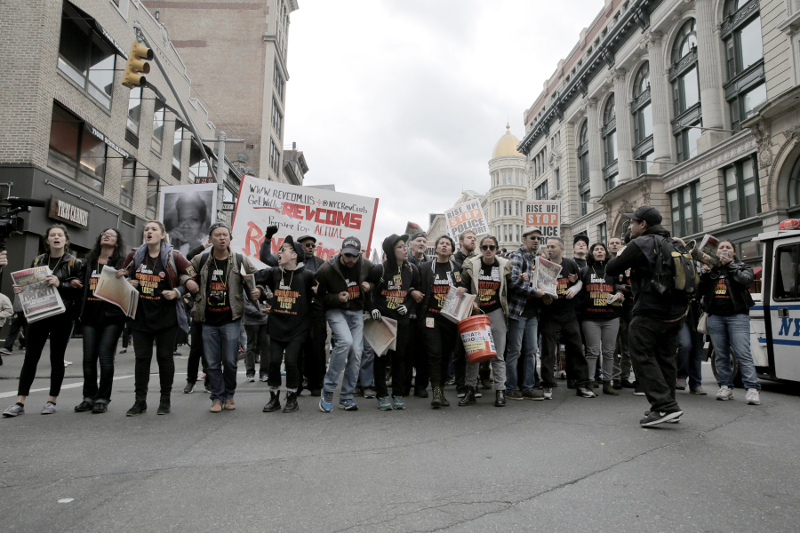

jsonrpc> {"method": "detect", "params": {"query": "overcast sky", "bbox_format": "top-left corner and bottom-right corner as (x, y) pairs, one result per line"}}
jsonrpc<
(283, 0), (603, 253)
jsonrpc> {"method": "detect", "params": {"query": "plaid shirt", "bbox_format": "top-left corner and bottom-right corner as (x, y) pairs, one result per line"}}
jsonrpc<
(507, 245), (538, 319)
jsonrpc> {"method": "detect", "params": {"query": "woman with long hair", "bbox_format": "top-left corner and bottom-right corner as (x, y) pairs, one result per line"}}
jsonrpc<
(3, 224), (84, 417)
(118, 220), (198, 416)
(74, 228), (127, 414)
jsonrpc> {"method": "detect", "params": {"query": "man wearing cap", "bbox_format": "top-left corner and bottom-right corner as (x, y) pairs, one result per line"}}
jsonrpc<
(606, 206), (686, 427)
(296, 235), (327, 396)
(314, 237), (374, 412)
(573, 234), (589, 269)
(190, 222), (262, 412)
(506, 228), (546, 400)
(403, 231), (430, 397)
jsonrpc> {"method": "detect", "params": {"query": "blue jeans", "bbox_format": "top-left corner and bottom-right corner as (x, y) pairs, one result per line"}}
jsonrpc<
(324, 309), (363, 399)
(359, 338), (375, 389)
(707, 313), (760, 391)
(676, 320), (703, 389)
(202, 320), (242, 401)
(505, 316), (538, 391)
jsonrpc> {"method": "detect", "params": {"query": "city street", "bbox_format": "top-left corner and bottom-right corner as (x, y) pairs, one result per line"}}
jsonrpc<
(1, 340), (799, 532)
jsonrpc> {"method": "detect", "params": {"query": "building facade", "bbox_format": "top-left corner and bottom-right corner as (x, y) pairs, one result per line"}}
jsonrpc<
(483, 126), (528, 251)
(0, 0), (240, 290)
(143, 0), (298, 183)
(517, 0), (800, 266)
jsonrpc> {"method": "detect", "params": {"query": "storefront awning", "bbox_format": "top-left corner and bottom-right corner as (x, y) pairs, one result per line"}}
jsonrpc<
(65, 1), (129, 59)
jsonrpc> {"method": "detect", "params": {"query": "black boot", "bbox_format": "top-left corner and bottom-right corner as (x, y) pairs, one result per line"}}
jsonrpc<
(431, 386), (443, 408)
(495, 390), (506, 407)
(262, 390), (281, 412)
(458, 386), (476, 406)
(439, 387), (450, 407)
(283, 391), (298, 413)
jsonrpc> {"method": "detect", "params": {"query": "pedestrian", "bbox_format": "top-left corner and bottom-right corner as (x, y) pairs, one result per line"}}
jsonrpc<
(261, 237), (315, 413)
(3, 224), (83, 417)
(458, 235), (511, 407)
(243, 285), (270, 383)
(676, 297), (706, 395)
(118, 221), (198, 417)
(315, 237), (374, 412)
(573, 235), (589, 269)
(700, 240), (761, 404)
(606, 206), (687, 426)
(73, 228), (127, 414)
(296, 235), (326, 396)
(608, 236), (635, 390)
(452, 230), (477, 398)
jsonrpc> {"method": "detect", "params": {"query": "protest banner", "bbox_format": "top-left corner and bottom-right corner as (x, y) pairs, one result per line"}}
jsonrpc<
(445, 200), (489, 241)
(525, 201), (560, 238)
(231, 175), (379, 268)
(158, 183), (217, 256)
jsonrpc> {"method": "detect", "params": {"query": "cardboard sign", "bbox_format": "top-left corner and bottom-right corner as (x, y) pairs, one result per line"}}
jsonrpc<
(445, 200), (489, 241)
(525, 201), (560, 237)
(231, 175), (379, 268)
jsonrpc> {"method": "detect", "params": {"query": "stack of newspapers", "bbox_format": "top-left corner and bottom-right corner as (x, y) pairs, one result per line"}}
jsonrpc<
(12, 267), (66, 323)
(440, 286), (476, 323)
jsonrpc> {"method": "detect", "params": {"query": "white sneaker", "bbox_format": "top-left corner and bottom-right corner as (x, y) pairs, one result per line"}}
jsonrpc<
(745, 388), (760, 405)
(543, 387), (553, 400)
(716, 385), (734, 401)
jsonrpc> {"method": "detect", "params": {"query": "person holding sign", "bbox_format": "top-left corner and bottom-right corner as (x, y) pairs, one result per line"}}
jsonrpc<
(74, 229), (127, 414)
(3, 224), (83, 418)
(458, 236), (511, 407)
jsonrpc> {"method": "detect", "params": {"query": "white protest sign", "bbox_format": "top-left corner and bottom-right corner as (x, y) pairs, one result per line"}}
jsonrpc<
(231, 175), (379, 268)
(445, 200), (489, 241)
(525, 201), (560, 238)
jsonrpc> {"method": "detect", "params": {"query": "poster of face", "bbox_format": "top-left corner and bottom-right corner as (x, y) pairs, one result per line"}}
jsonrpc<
(158, 183), (217, 256)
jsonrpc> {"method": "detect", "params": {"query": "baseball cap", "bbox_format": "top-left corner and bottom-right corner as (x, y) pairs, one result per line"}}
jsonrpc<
(341, 236), (361, 256)
(623, 205), (663, 226)
(573, 234), (590, 246)
(410, 232), (427, 242)
(208, 222), (231, 235)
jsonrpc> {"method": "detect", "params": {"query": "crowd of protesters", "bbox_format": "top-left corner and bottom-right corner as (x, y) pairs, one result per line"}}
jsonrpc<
(1, 205), (763, 427)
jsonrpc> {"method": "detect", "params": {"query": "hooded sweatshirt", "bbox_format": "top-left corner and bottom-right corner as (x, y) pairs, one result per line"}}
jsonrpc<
(368, 234), (420, 325)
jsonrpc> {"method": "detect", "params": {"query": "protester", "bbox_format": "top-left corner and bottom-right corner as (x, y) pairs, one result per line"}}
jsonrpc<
(677, 297), (706, 395)
(296, 235), (326, 396)
(608, 236), (635, 390)
(539, 236), (595, 399)
(403, 232), (429, 397)
(700, 240), (761, 404)
(4, 224), (84, 417)
(118, 221), (198, 417)
(578, 242), (623, 396)
(573, 235), (589, 269)
(606, 206), (687, 426)
(243, 285), (269, 383)
(261, 237), (315, 413)
(458, 235), (511, 407)
(74, 228), (127, 414)
(452, 230), (477, 397)
(315, 237), (373, 412)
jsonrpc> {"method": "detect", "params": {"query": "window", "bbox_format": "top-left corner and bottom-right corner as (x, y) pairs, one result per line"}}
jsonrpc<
(578, 122), (590, 216)
(151, 100), (165, 154)
(120, 159), (135, 208)
(788, 156), (800, 212)
(602, 96), (618, 191)
(773, 244), (800, 301)
(670, 19), (702, 163)
(535, 181), (549, 200)
(555, 168), (561, 191)
(146, 174), (159, 219)
(494, 201), (499, 217)
(189, 142), (210, 182)
(273, 63), (285, 102)
(724, 1), (765, 131)
(173, 123), (184, 171)
(57, 4), (115, 109)
(670, 181), (703, 236)
(598, 222), (607, 246)
(269, 139), (281, 175)
(632, 63), (654, 175)
(271, 99), (283, 138)
(724, 154), (761, 222)
(127, 87), (142, 135)
(48, 102), (107, 193)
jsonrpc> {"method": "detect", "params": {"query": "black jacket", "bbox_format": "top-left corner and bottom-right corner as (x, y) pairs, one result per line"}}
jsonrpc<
(699, 260), (755, 315)
(314, 254), (374, 310)
(369, 236), (420, 325)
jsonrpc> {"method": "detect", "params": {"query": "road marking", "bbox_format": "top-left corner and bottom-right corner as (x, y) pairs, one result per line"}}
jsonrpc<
(0, 375), (135, 398)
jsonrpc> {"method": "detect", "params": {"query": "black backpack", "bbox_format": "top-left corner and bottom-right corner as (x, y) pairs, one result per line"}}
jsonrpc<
(651, 236), (699, 296)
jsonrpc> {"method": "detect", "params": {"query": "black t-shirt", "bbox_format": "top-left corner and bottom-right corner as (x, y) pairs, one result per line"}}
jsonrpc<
(204, 256), (233, 326)
(581, 265), (620, 319)
(132, 254), (177, 331)
(543, 257), (580, 320)
(268, 267), (312, 341)
(428, 261), (455, 315)
(476, 260), (501, 314)
(709, 275), (737, 316)
(83, 262), (123, 326)
(340, 262), (363, 311)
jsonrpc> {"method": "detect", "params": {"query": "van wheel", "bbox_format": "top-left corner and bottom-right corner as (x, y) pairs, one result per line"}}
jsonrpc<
(709, 348), (743, 388)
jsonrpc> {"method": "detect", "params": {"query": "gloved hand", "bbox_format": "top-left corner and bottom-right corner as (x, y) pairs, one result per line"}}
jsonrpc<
(371, 309), (381, 320)
(397, 305), (407, 316)
(265, 225), (279, 240)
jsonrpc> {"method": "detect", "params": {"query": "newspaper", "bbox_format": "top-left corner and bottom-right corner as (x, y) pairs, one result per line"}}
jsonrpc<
(240, 264), (256, 294)
(533, 256), (562, 298)
(94, 266), (139, 318)
(11, 267), (66, 323)
(698, 234), (720, 257)
(440, 286), (476, 324)
(363, 316), (398, 356)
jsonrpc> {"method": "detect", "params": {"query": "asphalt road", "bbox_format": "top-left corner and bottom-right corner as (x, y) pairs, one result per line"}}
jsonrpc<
(1, 339), (799, 533)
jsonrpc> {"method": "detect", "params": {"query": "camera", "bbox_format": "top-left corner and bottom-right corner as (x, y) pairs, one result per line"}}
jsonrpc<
(208, 293), (224, 305)
(0, 197), (46, 251)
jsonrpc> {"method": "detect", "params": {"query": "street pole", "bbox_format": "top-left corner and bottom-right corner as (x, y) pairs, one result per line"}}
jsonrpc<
(203, 131), (244, 223)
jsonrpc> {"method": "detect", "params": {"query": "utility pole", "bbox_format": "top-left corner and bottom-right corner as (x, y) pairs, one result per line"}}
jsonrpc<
(202, 131), (244, 223)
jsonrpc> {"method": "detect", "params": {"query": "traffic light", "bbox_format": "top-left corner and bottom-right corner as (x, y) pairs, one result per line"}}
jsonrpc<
(121, 41), (153, 89)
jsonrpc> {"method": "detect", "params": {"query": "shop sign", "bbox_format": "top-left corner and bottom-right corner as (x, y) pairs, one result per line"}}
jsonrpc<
(48, 197), (90, 229)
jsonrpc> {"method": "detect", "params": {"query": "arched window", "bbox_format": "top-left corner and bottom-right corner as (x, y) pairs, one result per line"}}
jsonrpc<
(631, 62), (654, 175)
(788, 156), (800, 214)
(670, 19), (701, 162)
(602, 96), (618, 191)
(723, 0), (765, 131)
(577, 122), (590, 216)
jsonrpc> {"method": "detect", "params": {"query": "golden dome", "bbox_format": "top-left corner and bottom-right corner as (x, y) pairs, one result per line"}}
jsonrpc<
(492, 124), (524, 159)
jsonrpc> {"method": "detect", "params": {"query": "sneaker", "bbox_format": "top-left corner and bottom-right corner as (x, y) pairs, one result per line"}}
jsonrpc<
(506, 390), (524, 401)
(157, 402), (171, 415)
(632, 381), (645, 396)
(118, 349), (127, 354)
(543, 387), (553, 400)
(183, 382), (196, 394)
(640, 409), (683, 427)
(444, 377), (455, 386)
(378, 396), (393, 410)
(457, 387), (467, 398)
(690, 386), (707, 395)
(0, 348), (11, 356)
(676, 378), (687, 390)
(41, 402), (57, 414)
(204, 383), (211, 394)
(259, 374), (269, 382)
(745, 388), (761, 405)
(576, 386), (596, 398)
(126, 401), (147, 417)
(716, 385), (734, 401)
(620, 380), (635, 389)
(392, 396), (406, 410)
(353, 387), (364, 397)
(474, 389), (483, 399)
(74, 401), (94, 412)
(3, 403), (24, 417)
(523, 388), (544, 401)
(200, 374), (207, 381)
(245, 375), (256, 383)
(319, 391), (333, 413)
(339, 398), (358, 411)
(209, 400), (223, 412)
(645, 410), (681, 424)
(363, 388), (377, 399)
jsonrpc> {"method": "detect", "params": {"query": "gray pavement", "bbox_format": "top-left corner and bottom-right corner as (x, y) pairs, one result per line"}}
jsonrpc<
(1, 337), (799, 532)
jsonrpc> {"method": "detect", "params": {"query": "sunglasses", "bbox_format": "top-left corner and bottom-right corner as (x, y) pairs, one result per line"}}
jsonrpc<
(480, 245), (497, 251)
(343, 253), (358, 259)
